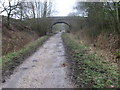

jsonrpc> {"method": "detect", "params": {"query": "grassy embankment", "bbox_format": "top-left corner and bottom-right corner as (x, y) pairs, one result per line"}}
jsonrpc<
(62, 33), (119, 88)
(1, 35), (49, 78)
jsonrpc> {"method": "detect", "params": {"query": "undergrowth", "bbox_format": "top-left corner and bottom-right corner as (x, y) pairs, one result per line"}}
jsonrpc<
(1, 36), (48, 72)
(62, 33), (119, 88)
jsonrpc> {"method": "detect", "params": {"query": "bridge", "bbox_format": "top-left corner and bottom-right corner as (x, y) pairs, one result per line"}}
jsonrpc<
(38, 16), (84, 32)
(1, 15), (86, 34)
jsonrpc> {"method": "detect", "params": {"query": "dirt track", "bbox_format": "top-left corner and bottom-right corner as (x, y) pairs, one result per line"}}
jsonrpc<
(3, 32), (74, 88)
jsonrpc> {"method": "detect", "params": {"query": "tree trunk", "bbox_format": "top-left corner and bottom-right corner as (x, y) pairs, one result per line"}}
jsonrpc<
(115, 2), (120, 34)
(43, 1), (47, 17)
(20, 4), (23, 21)
(7, 13), (10, 27)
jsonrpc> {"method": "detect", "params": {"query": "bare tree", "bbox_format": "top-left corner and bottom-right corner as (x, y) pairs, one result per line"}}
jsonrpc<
(0, 0), (22, 26)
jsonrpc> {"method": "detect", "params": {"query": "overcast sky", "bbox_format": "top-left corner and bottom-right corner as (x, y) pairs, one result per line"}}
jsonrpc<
(53, 0), (76, 16)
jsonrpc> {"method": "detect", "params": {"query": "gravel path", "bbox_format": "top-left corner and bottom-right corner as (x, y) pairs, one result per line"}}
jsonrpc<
(3, 32), (74, 88)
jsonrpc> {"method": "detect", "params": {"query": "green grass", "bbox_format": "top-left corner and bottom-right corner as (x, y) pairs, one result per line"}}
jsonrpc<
(1, 36), (49, 71)
(62, 33), (119, 88)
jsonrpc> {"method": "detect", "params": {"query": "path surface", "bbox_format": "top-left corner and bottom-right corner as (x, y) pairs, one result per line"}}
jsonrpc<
(3, 32), (74, 88)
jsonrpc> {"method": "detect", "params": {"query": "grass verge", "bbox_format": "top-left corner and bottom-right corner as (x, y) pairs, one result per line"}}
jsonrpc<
(62, 33), (119, 88)
(1, 35), (49, 82)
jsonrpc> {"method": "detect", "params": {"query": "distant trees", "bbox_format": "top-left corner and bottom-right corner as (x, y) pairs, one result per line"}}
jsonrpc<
(25, 0), (53, 36)
(0, 0), (54, 36)
(73, 1), (120, 34)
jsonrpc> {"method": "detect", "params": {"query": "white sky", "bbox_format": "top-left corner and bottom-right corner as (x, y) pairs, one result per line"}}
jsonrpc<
(0, 0), (76, 16)
(53, 0), (76, 16)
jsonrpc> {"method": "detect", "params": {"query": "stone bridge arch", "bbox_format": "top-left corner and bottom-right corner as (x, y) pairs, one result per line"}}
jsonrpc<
(51, 21), (71, 31)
